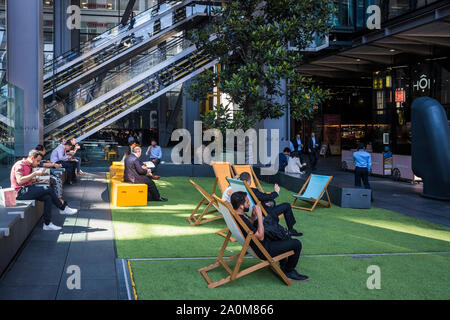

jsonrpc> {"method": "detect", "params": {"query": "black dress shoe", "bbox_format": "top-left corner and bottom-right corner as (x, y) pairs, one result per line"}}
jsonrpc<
(284, 270), (309, 282)
(156, 197), (168, 202)
(288, 228), (303, 237)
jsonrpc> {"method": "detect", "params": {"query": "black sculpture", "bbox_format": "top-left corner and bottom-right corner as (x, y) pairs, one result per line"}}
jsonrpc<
(411, 97), (450, 201)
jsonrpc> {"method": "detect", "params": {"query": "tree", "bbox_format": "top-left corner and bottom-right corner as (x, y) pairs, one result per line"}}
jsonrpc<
(187, 0), (334, 130)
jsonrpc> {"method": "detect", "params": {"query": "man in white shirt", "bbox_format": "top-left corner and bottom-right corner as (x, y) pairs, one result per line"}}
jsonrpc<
(221, 175), (238, 204)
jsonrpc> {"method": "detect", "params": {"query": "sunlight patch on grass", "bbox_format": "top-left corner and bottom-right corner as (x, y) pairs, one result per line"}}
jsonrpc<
(113, 221), (221, 240)
(341, 216), (450, 243)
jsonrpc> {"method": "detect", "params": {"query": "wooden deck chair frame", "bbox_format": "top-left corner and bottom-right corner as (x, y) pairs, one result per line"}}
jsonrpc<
(232, 164), (265, 193)
(198, 195), (293, 288)
(291, 174), (333, 212)
(211, 161), (235, 194)
(188, 179), (236, 242)
(187, 178), (222, 226)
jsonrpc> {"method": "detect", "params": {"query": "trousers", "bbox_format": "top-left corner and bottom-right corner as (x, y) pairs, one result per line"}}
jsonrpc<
(266, 202), (297, 231)
(265, 238), (302, 272)
(56, 161), (76, 183)
(354, 166), (370, 189)
(16, 184), (66, 225)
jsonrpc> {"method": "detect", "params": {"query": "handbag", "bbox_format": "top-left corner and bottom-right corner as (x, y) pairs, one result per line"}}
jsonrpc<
(263, 214), (291, 241)
(0, 186), (17, 207)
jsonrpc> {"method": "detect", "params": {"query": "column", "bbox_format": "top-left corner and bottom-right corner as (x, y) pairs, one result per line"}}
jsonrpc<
(7, 0), (43, 156)
(54, 0), (80, 57)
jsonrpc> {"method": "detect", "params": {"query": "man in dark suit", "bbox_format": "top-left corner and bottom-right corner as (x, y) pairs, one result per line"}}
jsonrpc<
(238, 172), (302, 237)
(308, 132), (320, 171)
(124, 146), (167, 202)
(290, 133), (304, 164)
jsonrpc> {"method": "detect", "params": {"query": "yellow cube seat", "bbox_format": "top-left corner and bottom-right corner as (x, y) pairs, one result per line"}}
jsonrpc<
(111, 179), (148, 207)
(109, 163), (124, 178)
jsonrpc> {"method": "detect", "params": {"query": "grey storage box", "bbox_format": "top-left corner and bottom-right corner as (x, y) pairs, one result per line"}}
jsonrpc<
(341, 188), (371, 209)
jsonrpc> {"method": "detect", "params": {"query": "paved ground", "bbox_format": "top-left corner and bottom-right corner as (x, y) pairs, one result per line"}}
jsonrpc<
(309, 156), (450, 227)
(0, 172), (118, 300)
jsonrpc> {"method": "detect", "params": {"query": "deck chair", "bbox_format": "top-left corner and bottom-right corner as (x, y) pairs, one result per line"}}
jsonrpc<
(198, 195), (293, 288)
(211, 161), (235, 194)
(187, 179), (222, 226)
(291, 174), (333, 212)
(188, 179), (236, 242)
(225, 178), (269, 217)
(232, 164), (265, 193)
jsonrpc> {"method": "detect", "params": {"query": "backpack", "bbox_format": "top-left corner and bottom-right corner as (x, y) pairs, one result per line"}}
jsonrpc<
(263, 214), (291, 241)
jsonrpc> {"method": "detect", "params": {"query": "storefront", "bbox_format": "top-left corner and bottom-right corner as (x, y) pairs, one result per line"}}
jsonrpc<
(313, 57), (450, 156)
(370, 57), (450, 155)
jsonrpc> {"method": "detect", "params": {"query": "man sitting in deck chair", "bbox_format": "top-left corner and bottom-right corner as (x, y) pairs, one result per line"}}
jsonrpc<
(230, 191), (309, 282)
(238, 172), (303, 237)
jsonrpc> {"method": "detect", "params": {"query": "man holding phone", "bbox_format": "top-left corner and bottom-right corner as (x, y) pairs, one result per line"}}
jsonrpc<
(11, 150), (78, 231)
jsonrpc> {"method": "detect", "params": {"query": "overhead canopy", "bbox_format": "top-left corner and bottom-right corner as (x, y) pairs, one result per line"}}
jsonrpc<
(300, 3), (450, 79)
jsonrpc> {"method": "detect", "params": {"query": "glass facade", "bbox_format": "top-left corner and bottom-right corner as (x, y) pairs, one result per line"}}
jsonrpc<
(369, 58), (450, 155)
(43, 0), (160, 65)
(0, 83), (24, 168)
(333, 0), (441, 31)
(0, 0), (6, 84)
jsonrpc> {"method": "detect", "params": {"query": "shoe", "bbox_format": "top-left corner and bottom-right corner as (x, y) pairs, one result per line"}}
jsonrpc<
(77, 171), (86, 175)
(60, 206), (78, 215)
(288, 228), (303, 237)
(156, 197), (168, 202)
(284, 270), (309, 282)
(151, 175), (161, 180)
(43, 222), (62, 231)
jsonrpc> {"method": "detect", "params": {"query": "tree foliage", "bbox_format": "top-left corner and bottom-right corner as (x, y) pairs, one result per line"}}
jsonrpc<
(187, 0), (334, 130)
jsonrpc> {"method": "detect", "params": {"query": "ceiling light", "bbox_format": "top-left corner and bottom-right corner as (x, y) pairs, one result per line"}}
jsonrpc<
(389, 49), (395, 52)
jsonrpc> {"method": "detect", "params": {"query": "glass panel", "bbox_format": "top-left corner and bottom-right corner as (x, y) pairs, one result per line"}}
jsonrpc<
(387, 0), (411, 19)
(43, 34), (192, 125)
(0, 83), (24, 168)
(43, 2), (221, 96)
(45, 0), (183, 73)
(332, 0), (355, 28)
(0, 0), (6, 84)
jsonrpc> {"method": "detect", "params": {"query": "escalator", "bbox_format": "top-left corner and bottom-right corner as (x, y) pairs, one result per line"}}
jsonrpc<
(43, 35), (217, 146)
(44, 0), (219, 99)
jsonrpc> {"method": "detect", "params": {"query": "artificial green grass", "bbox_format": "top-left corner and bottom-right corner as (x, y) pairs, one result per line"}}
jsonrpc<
(110, 176), (450, 299)
(111, 177), (450, 259)
(130, 254), (450, 300)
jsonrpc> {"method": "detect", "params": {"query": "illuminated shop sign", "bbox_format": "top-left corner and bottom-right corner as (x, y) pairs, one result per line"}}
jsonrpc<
(373, 77), (383, 89)
(395, 89), (405, 103)
(413, 74), (431, 92)
(385, 75), (391, 88)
